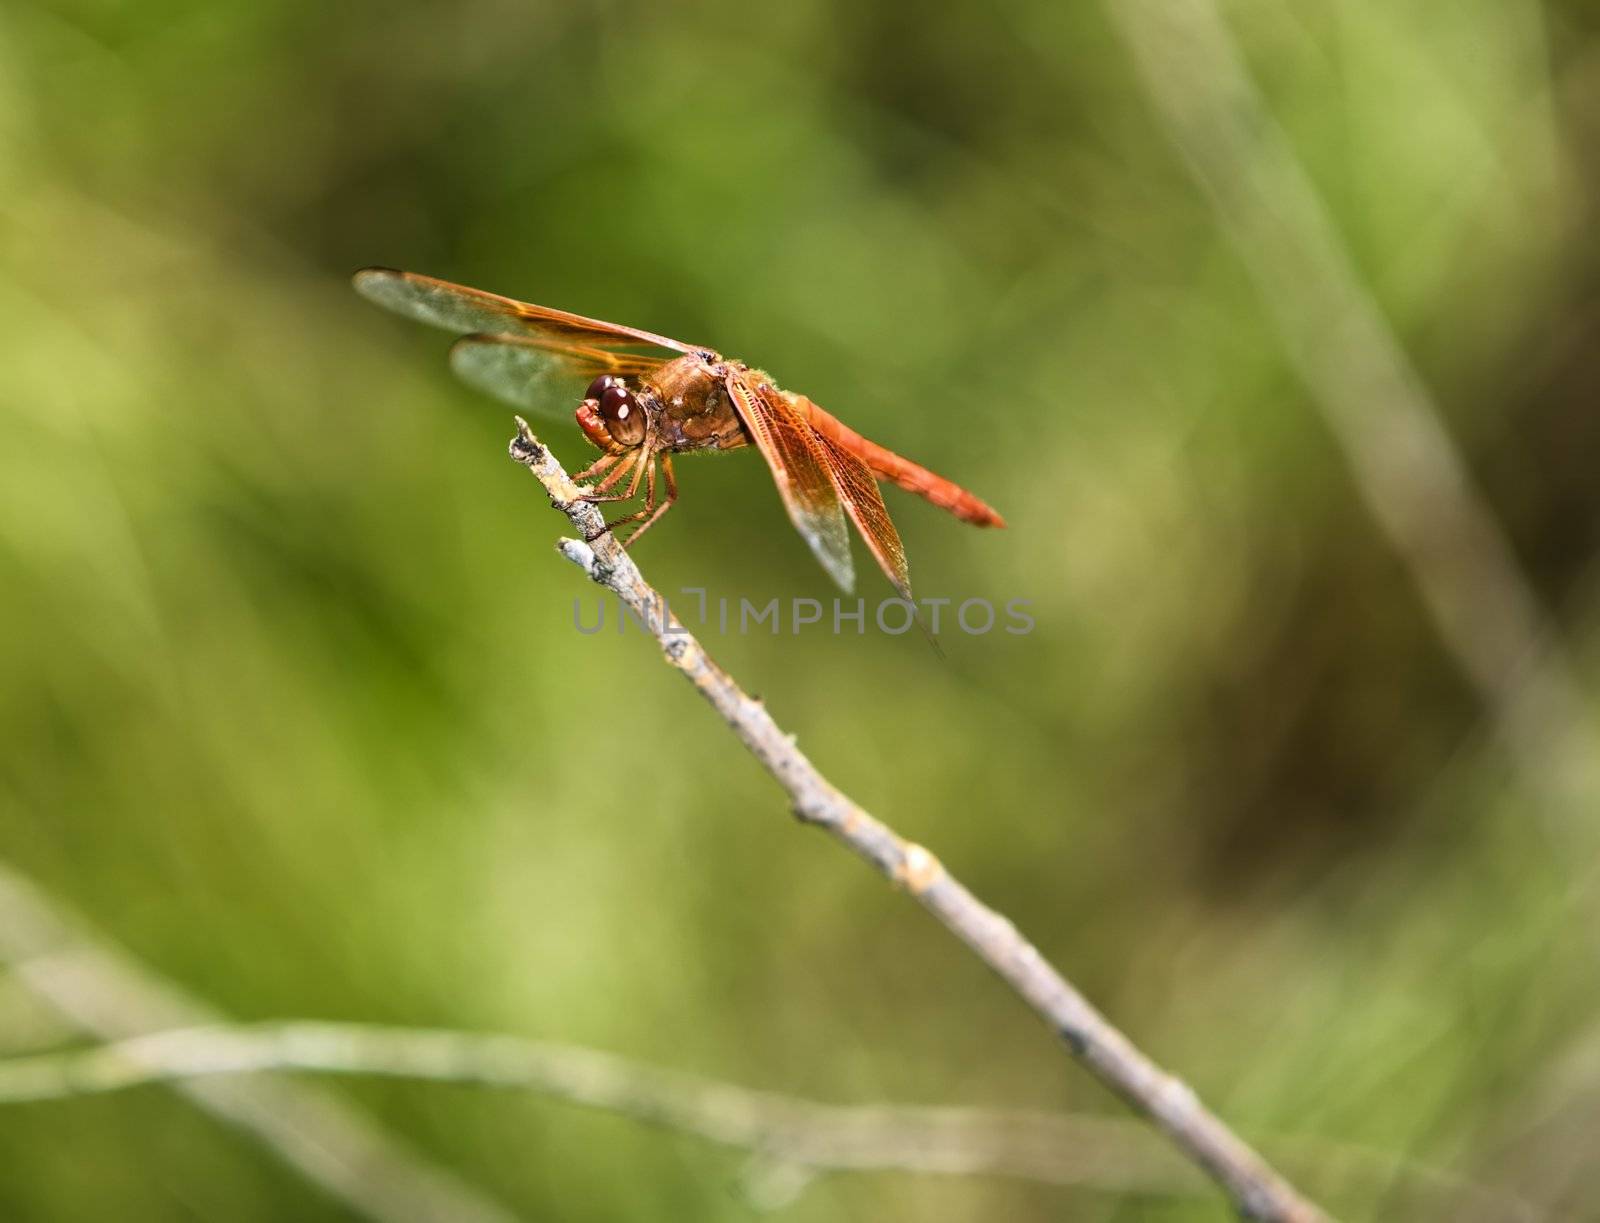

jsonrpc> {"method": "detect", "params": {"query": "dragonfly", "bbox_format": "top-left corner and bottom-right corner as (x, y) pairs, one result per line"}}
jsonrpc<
(353, 268), (1004, 600)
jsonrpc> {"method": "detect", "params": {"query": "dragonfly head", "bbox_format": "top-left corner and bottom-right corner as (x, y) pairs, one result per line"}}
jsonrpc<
(578, 374), (648, 450)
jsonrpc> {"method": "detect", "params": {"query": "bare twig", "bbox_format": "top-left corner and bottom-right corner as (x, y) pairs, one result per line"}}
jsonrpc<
(0, 1020), (1532, 1219)
(508, 421), (1329, 1223)
(1105, 0), (1599, 819)
(0, 863), (518, 1223)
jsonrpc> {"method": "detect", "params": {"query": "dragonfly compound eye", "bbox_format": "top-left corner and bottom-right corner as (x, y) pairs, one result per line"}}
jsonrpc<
(585, 373), (623, 402)
(597, 382), (646, 445)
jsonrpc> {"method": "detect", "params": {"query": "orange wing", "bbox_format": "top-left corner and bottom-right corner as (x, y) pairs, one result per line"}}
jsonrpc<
(353, 268), (694, 352)
(809, 421), (913, 601)
(726, 374), (853, 593)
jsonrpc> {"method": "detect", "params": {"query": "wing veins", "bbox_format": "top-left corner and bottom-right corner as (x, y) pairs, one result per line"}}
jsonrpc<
(353, 267), (693, 353)
(726, 375), (854, 593)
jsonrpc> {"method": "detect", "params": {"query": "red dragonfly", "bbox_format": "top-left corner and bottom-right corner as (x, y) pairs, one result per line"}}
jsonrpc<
(353, 268), (1004, 599)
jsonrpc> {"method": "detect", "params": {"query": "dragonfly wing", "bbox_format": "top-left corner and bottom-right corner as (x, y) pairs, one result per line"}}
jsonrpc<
(353, 267), (693, 352)
(726, 375), (854, 593)
(450, 334), (667, 417)
(811, 425), (913, 601)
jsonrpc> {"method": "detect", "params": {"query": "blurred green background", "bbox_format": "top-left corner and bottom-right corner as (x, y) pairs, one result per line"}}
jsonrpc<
(2, 1), (1599, 1219)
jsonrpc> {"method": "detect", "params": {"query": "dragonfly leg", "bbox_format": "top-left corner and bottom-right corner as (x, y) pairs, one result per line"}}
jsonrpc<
(584, 450), (645, 499)
(580, 447), (650, 505)
(619, 454), (677, 548)
(583, 453), (656, 542)
(572, 453), (623, 485)
(606, 457), (659, 537)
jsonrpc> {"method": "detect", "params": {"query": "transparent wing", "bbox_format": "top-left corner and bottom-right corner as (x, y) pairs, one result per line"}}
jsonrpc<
(353, 267), (693, 353)
(450, 333), (668, 416)
(726, 374), (853, 593)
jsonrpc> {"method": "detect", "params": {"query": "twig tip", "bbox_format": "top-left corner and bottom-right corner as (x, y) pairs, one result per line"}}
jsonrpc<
(509, 417), (544, 463)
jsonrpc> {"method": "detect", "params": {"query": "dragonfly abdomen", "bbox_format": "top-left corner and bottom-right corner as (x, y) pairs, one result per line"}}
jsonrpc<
(799, 399), (1006, 528)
